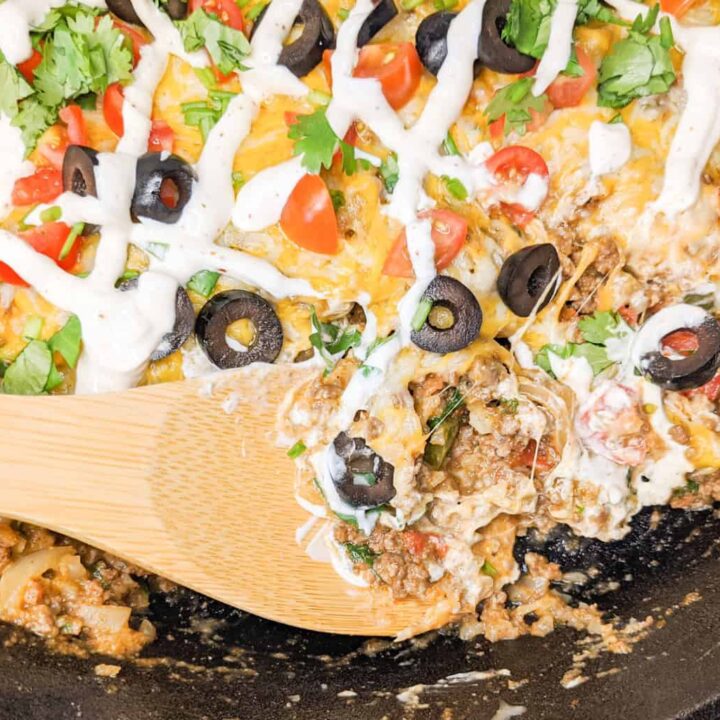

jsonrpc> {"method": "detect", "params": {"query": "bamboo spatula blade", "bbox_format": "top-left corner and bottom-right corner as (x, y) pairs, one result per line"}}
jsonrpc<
(0, 365), (443, 636)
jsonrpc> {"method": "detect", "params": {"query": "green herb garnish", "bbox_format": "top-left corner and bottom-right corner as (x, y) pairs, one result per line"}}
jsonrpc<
(485, 77), (549, 138)
(187, 270), (220, 298)
(379, 152), (399, 193)
(181, 8), (251, 75)
(287, 440), (307, 459)
(344, 542), (378, 566)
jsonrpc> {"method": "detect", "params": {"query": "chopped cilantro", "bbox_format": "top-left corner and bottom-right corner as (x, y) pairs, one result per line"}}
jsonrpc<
(309, 306), (361, 374)
(287, 440), (307, 459)
(598, 5), (676, 109)
(485, 78), (549, 137)
(181, 9), (251, 75)
(3, 340), (53, 395)
(535, 341), (614, 377)
(288, 109), (341, 174)
(344, 542), (378, 566)
(379, 152), (399, 193)
(49, 315), (82, 369)
(428, 388), (464, 431)
(577, 310), (623, 344)
(187, 270), (220, 297)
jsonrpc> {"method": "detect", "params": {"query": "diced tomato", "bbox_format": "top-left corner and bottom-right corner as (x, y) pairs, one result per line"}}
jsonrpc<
(546, 46), (597, 109)
(59, 105), (88, 146)
(17, 49), (42, 84)
(280, 174), (338, 254)
(284, 111), (299, 128)
(402, 531), (447, 558)
(103, 83), (125, 137)
(0, 223), (82, 287)
(159, 178), (180, 209)
(37, 125), (70, 170)
(353, 43), (422, 110)
(510, 439), (555, 471)
(113, 20), (149, 66)
(189, 0), (245, 31)
(661, 0), (696, 16)
(485, 145), (550, 227)
(322, 49), (333, 86)
(489, 103), (552, 141)
(148, 120), (175, 153)
(618, 305), (639, 328)
(11, 168), (63, 206)
(684, 373), (720, 402)
(383, 209), (468, 278)
(662, 329), (699, 355)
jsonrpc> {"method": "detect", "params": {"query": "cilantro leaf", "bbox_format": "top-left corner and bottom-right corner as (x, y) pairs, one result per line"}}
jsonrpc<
(485, 77), (549, 137)
(535, 340), (613, 377)
(48, 315), (82, 369)
(309, 306), (361, 374)
(288, 109), (340, 174)
(0, 58), (34, 119)
(577, 310), (622, 344)
(598, 7), (676, 109)
(3, 340), (53, 395)
(379, 152), (399, 193)
(180, 9), (250, 75)
(343, 542), (378, 566)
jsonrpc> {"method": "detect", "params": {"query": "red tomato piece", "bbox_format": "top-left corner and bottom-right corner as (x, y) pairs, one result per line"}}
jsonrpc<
(148, 120), (175, 153)
(353, 43), (422, 110)
(485, 145), (549, 227)
(383, 209), (468, 278)
(0, 263), (28, 287)
(322, 49), (333, 86)
(618, 305), (639, 328)
(661, 0), (696, 16)
(17, 49), (42, 84)
(662, 329), (699, 355)
(689, 373), (720, 402)
(59, 105), (88, 146)
(546, 46), (597, 109)
(11, 168), (63, 206)
(510, 439), (555, 471)
(280, 174), (338, 254)
(103, 83), (125, 137)
(37, 125), (70, 171)
(189, 0), (244, 31)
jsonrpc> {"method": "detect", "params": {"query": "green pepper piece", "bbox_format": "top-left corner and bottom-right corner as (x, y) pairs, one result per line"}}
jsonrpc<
(424, 414), (461, 469)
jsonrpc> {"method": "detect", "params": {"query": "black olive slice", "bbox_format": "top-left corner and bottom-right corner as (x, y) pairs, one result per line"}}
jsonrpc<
(166, 0), (188, 20)
(196, 290), (284, 369)
(120, 278), (195, 360)
(252, 0), (335, 78)
(331, 432), (396, 508)
(415, 11), (456, 76)
(411, 276), (482, 354)
(106, 0), (145, 26)
(357, 0), (398, 47)
(497, 243), (560, 317)
(63, 145), (98, 199)
(638, 309), (720, 391)
(478, 0), (535, 74)
(131, 152), (196, 225)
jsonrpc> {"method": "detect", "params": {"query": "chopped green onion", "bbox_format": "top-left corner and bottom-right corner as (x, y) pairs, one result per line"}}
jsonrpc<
(40, 206), (62, 223)
(146, 242), (169, 260)
(659, 16), (674, 49)
(443, 131), (460, 156)
(246, 2), (267, 20)
(411, 297), (433, 332)
(116, 269), (140, 285)
(442, 176), (468, 201)
(187, 269), (220, 297)
(481, 560), (498, 578)
(401, 0), (425, 9)
(287, 440), (307, 459)
(23, 316), (43, 340)
(307, 89), (332, 107)
(338, 7), (350, 18)
(59, 223), (84, 261)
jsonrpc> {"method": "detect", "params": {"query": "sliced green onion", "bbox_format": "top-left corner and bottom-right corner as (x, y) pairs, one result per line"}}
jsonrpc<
(411, 297), (433, 332)
(187, 269), (220, 297)
(442, 175), (468, 201)
(40, 206), (62, 223)
(481, 560), (498, 578)
(246, 2), (267, 20)
(659, 16), (674, 49)
(443, 131), (460, 156)
(287, 440), (307, 459)
(59, 223), (84, 261)
(307, 89), (332, 107)
(401, 0), (424, 9)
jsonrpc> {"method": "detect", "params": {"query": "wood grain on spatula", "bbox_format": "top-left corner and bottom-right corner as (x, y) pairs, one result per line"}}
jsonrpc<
(0, 365), (442, 636)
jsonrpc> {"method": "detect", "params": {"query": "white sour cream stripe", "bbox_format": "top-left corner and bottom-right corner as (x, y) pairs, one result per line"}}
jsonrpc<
(532, 0), (579, 96)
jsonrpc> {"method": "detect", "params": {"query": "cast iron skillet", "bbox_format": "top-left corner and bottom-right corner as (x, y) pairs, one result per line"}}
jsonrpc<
(1, 505), (720, 719)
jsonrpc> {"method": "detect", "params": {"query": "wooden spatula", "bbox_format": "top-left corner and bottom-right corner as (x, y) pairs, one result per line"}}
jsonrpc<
(0, 365), (444, 637)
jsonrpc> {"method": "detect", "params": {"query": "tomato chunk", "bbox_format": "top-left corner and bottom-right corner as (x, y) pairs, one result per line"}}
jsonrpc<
(37, 125), (70, 171)
(17, 49), (42, 84)
(546, 46), (597, 109)
(148, 120), (175, 153)
(59, 105), (89, 146)
(510, 439), (555, 471)
(485, 145), (549, 227)
(662, 329), (699, 355)
(189, 0), (244, 31)
(661, 0), (696, 16)
(280, 174), (338, 254)
(684, 373), (720, 402)
(383, 209), (468, 278)
(353, 43), (422, 110)
(103, 83), (125, 137)
(12, 168), (63, 206)
(0, 223), (82, 287)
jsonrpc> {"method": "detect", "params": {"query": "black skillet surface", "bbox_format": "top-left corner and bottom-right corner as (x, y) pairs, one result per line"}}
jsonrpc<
(1, 505), (720, 720)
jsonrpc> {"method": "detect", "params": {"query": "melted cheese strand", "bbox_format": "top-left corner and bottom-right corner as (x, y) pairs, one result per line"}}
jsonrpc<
(532, 0), (578, 95)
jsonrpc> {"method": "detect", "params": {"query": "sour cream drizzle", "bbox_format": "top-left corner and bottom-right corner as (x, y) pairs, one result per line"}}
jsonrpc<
(605, 0), (720, 216)
(532, 0), (579, 96)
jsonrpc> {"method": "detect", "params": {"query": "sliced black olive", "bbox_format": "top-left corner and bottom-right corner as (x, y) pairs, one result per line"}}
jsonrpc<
(357, 0), (398, 47)
(478, 0), (536, 74)
(196, 290), (284, 369)
(63, 145), (98, 198)
(331, 432), (396, 508)
(497, 243), (560, 317)
(638, 309), (720, 391)
(131, 152), (196, 225)
(252, 0), (335, 78)
(106, 0), (145, 26)
(415, 11), (455, 76)
(120, 278), (195, 361)
(166, 0), (188, 20)
(411, 276), (482, 354)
